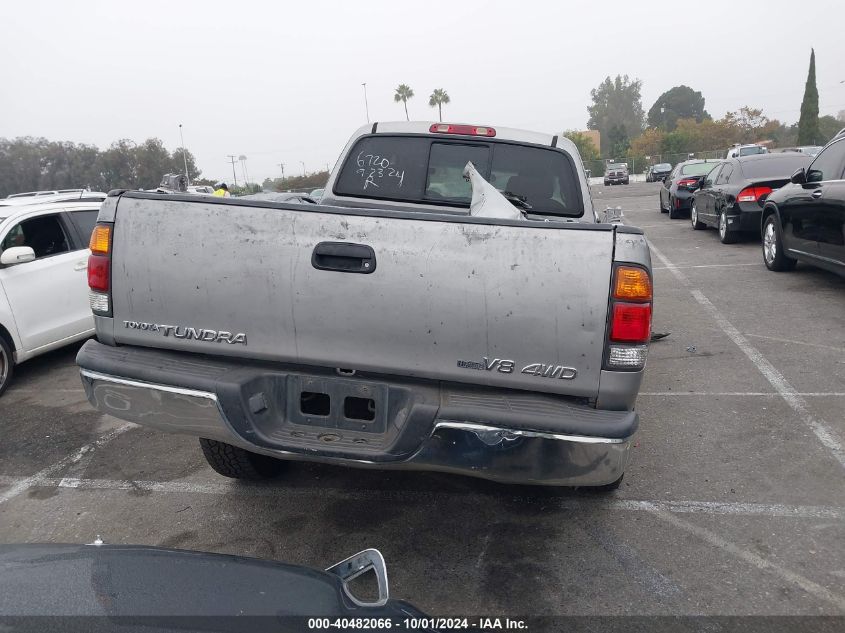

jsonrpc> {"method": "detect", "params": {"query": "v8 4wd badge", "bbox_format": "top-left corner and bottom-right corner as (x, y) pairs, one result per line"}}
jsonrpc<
(457, 357), (577, 380)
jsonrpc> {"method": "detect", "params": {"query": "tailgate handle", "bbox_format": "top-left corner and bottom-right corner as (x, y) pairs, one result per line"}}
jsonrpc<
(311, 242), (377, 274)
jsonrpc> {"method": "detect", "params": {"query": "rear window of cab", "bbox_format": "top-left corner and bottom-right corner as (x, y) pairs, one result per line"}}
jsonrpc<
(333, 135), (584, 218)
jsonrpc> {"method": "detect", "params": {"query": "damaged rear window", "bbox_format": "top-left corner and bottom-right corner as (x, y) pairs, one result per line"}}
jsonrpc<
(333, 135), (584, 217)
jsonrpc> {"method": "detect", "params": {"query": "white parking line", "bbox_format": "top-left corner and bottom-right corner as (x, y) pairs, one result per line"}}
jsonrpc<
(0, 475), (842, 520)
(645, 503), (845, 611)
(648, 240), (845, 471)
(0, 423), (134, 506)
(744, 332), (845, 355)
(652, 263), (760, 270)
(640, 392), (845, 397)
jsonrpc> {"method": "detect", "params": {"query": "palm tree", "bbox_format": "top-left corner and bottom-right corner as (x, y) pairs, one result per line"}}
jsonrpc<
(393, 84), (414, 121)
(428, 88), (450, 122)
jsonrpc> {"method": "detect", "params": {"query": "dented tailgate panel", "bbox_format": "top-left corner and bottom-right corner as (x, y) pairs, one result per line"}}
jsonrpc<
(110, 197), (615, 398)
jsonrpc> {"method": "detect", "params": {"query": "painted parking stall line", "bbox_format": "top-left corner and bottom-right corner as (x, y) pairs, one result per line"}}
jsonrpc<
(0, 422), (134, 506)
(1, 474), (843, 520)
(647, 239), (845, 471)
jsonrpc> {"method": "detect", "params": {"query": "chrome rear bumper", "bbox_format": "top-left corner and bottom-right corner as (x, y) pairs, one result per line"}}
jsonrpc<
(80, 369), (632, 487)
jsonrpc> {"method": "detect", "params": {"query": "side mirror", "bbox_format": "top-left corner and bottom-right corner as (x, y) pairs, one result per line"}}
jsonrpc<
(790, 168), (807, 184)
(0, 246), (36, 266)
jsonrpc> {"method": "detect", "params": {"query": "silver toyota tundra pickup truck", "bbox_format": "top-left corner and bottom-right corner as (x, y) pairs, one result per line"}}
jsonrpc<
(77, 121), (653, 488)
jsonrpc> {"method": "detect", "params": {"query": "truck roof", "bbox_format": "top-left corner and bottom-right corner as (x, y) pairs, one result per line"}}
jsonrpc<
(360, 121), (579, 155)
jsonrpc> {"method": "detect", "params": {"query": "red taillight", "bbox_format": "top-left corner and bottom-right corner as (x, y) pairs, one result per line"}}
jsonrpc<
(677, 178), (698, 188)
(429, 123), (496, 137)
(610, 303), (652, 343)
(737, 186), (773, 203)
(87, 254), (110, 292)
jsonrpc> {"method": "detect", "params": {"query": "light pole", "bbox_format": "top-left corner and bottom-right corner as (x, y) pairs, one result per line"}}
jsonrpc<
(226, 155), (239, 187)
(178, 124), (190, 183)
(239, 155), (249, 188)
(300, 161), (306, 177)
(362, 83), (370, 123)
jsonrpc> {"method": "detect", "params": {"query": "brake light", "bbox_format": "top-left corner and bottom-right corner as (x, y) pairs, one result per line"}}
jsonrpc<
(610, 303), (652, 343)
(87, 222), (112, 315)
(737, 186), (773, 203)
(87, 255), (109, 292)
(677, 178), (698, 188)
(429, 123), (496, 137)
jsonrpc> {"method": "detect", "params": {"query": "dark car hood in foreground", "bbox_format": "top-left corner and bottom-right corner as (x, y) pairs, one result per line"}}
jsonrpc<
(0, 544), (428, 630)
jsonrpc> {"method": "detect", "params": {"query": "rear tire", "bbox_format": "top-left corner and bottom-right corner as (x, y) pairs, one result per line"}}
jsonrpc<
(762, 214), (797, 271)
(718, 210), (738, 244)
(0, 336), (13, 398)
(690, 202), (706, 230)
(199, 438), (285, 480)
(668, 198), (682, 219)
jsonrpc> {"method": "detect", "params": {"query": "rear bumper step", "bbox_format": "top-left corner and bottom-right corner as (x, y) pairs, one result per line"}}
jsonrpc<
(77, 341), (636, 486)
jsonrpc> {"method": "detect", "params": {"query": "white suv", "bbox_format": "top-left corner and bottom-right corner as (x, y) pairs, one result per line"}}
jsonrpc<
(0, 196), (105, 395)
(726, 143), (768, 159)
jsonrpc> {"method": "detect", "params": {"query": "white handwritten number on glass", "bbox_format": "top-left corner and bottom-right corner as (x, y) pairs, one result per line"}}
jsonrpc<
(356, 152), (405, 190)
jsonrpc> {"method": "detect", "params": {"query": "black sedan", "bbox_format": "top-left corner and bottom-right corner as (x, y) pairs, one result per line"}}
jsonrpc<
(659, 159), (722, 219)
(690, 153), (812, 244)
(646, 163), (672, 182)
(760, 131), (845, 276)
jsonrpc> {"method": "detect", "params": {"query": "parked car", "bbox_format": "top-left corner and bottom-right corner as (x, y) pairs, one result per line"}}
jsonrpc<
(0, 544), (430, 623)
(659, 159), (722, 219)
(726, 143), (768, 159)
(0, 190), (107, 208)
(240, 191), (316, 203)
(4, 189), (88, 200)
(77, 121), (653, 489)
(645, 163), (672, 182)
(690, 152), (812, 244)
(604, 162), (629, 185)
(0, 196), (105, 395)
(761, 129), (845, 276)
(187, 185), (216, 195)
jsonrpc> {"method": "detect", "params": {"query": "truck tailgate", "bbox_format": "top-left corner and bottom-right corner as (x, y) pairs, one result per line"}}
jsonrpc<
(109, 195), (615, 398)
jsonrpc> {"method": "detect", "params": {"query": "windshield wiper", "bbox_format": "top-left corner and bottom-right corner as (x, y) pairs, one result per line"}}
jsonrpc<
(501, 190), (532, 211)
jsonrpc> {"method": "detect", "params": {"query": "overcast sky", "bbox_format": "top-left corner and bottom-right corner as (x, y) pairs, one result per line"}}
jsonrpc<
(2, 0), (844, 184)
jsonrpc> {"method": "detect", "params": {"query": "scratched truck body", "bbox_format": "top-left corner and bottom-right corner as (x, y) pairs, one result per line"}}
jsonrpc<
(77, 121), (653, 487)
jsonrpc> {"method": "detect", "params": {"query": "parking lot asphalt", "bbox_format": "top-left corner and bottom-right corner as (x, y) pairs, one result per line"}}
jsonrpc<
(1, 181), (844, 616)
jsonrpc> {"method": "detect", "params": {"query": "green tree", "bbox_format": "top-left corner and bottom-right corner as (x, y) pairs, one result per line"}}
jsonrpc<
(562, 130), (599, 163)
(428, 88), (450, 122)
(171, 147), (202, 181)
(587, 75), (645, 155)
(607, 124), (630, 159)
(722, 107), (781, 144)
(135, 138), (172, 189)
(818, 115), (842, 144)
(96, 140), (138, 190)
(797, 49), (820, 145)
(647, 85), (709, 131)
(394, 84), (414, 121)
